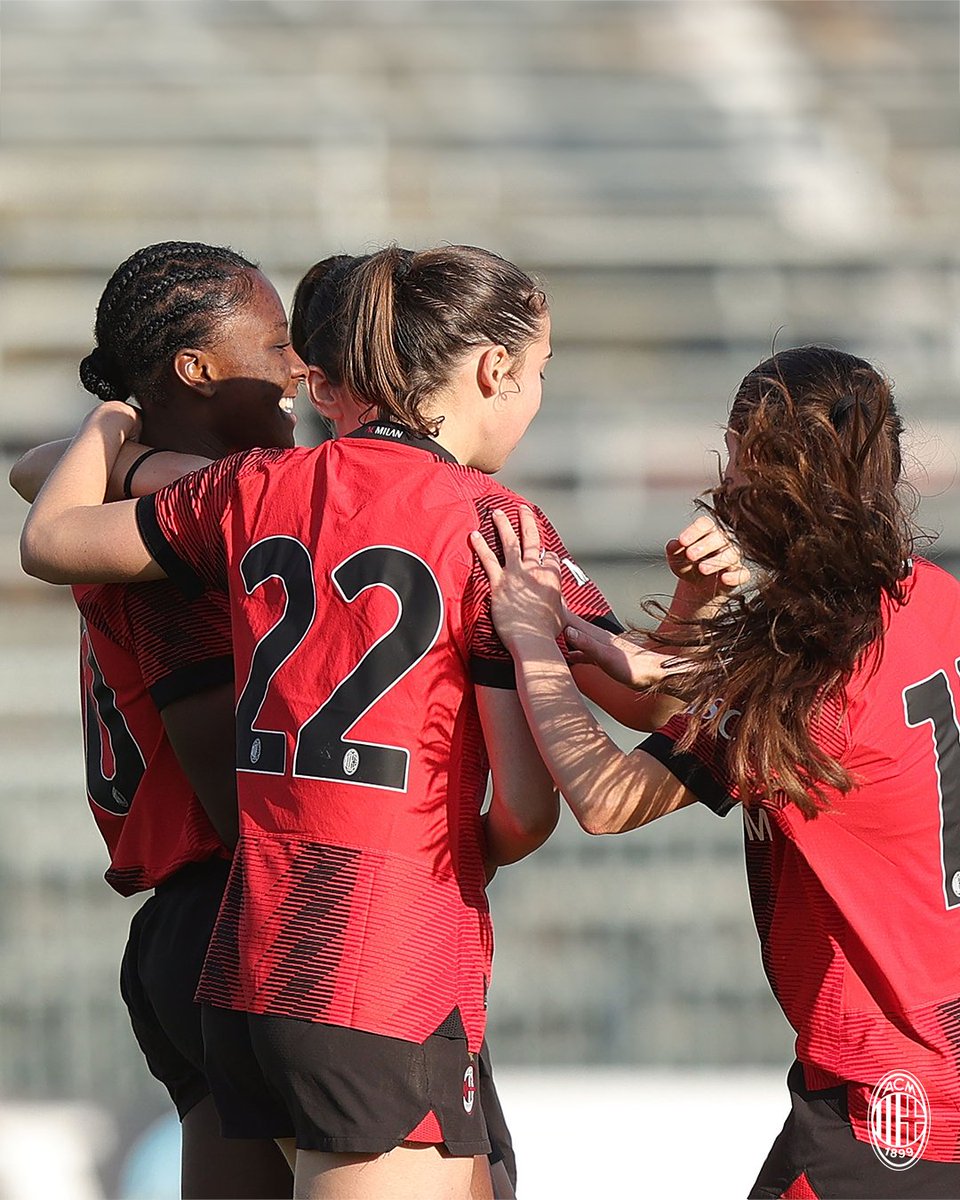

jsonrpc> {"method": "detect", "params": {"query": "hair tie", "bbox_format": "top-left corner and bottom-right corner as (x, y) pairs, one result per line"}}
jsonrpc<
(394, 251), (414, 282)
(89, 344), (121, 380)
(830, 394), (863, 425)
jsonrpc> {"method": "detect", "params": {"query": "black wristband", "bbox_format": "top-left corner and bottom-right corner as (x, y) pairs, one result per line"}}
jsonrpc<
(122, 447), (165, 500)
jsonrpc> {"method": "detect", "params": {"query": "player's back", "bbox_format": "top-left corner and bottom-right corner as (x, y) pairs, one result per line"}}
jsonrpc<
(756, 557), (960, 1157)
(75, 582), (229, 895)
(200, 426), (509, 1047)
(148, 420), (614, 1048)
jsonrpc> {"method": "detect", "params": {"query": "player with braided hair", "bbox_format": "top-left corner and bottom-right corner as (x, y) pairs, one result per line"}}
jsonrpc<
(12, 240), (305, 1199)
(19, 242), (741, 1200)
(80, 242), (254, 399)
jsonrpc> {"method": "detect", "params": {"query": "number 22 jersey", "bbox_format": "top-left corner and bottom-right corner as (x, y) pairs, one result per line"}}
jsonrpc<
(136, 422), (618, 1050)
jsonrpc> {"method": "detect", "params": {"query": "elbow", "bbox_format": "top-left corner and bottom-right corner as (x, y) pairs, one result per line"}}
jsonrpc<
(520, 803), (561, 850)
(572, 805), (627, 837)
(483, 792), (560, 868)
(19, 525), (62, 583)
(8, 461), (29, 502)
(503, 802), (560, 860)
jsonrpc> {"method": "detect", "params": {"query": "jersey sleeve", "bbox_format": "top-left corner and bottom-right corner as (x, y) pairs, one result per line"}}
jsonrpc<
(123, 585), (234, 710)
(76, 583), (234, 710)
(641, 710), (740, 816)
(75, 586), (137, 657)
(462, 492), (624, 689)
(135, 450), (280, 598)
(642, 691), (850, 817)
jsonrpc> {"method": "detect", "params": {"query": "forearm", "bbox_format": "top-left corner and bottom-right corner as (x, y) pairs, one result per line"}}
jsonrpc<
(510, 634), (689, 834)
(9, 440), (71, 503)
(477, 686), (560, 869)
(20, 405), (158, 584)
(11, 435), (213, 509)
(657, 577), (727, 639)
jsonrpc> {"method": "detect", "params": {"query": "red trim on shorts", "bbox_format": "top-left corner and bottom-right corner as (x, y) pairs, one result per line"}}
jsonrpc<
(404, 1110), (444, 1144)
(782, 1173), (819, 1199)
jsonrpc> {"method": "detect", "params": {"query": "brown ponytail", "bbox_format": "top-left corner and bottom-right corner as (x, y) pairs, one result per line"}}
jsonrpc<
(339, 244), (547, 437)
(665, 347), (917, 817)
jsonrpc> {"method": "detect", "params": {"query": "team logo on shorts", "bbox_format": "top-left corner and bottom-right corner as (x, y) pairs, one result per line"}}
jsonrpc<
(462, 1065), (476, 1114)
(868, 1070), (929, 1170)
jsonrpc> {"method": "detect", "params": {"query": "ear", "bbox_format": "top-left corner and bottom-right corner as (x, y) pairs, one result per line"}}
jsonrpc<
(476, 345), (513, 399)
(173, 348), (216, 397)
(306, 365), (369, 436)
(306, 365), (347, 420)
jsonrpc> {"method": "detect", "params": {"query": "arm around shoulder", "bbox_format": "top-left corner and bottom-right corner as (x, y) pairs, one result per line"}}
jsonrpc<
(20, 404), (165, 584)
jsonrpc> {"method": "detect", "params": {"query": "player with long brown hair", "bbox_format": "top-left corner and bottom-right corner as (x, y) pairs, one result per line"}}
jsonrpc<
(472, 346), (960, 1198)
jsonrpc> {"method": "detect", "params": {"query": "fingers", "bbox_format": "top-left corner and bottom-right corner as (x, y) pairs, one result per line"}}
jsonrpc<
(564, 623), (677, 690)
(517, 504), (541, 558)
(668, 515), (746, 584)
(471, 505), (556, 582)
(468, 530), (503, 584)
(490, 509), (520, 562)
(563, 609), (616, 647)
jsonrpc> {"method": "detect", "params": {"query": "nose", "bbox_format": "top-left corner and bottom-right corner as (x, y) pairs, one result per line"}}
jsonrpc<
(288, 347), (309, 382)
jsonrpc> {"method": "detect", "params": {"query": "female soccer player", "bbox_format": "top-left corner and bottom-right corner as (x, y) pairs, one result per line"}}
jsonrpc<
(471, 346), (960, 1198)
(11, 239), (305, 1199)
(19, 243), (621, 1200)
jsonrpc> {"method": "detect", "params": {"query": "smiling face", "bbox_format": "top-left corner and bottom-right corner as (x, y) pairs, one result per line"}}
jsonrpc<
(203, 270), (308, 451)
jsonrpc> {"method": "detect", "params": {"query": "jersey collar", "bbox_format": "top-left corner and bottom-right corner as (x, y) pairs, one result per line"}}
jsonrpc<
(346, 420), (460, 465)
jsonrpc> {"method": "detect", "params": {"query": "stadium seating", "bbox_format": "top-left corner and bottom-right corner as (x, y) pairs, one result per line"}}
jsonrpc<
(0, 0), (956, 1127)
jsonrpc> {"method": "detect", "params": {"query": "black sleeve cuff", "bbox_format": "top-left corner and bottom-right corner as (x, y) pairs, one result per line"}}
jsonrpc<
(135, 495), (206, 601)
(591, 612), (625, 635)
(640, 730), (737, 816)
(469, 656), (518, 690)
(149, 655), (235, 711)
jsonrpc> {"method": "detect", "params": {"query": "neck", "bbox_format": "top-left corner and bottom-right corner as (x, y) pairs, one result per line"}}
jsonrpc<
(417, 404), (475, 467)
(139, 406), (231, 459)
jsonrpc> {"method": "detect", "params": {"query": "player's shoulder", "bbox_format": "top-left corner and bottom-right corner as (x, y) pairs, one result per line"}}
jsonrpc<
(230, 445), (315, 480)
(890, 556), (960, 627)
(910, 555), (960, 594)
(453, 472), (538, 515)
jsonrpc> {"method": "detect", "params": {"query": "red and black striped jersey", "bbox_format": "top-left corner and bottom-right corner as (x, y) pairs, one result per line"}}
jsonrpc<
(136, 422), (619, 1048)
(643, 558), (960, 1161)
(75, 580), (233, 895)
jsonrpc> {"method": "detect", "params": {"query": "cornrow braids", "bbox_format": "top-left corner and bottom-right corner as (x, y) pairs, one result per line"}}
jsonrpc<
(78, 241), (258, 403)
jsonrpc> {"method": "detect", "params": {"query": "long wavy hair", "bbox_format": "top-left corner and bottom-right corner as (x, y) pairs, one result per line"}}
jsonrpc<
(664, 346), (918, 817)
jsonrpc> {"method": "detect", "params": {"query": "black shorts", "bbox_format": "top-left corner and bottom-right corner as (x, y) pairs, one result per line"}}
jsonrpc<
(119, 857), (268, 1123)
(206, 1008), (491, 1156)
(750, 1060), (960, 1199)
(478, 1039), (516, 1189)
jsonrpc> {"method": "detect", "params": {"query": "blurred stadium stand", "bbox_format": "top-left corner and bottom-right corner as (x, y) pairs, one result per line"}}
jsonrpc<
(0, 0), (957, 1184)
